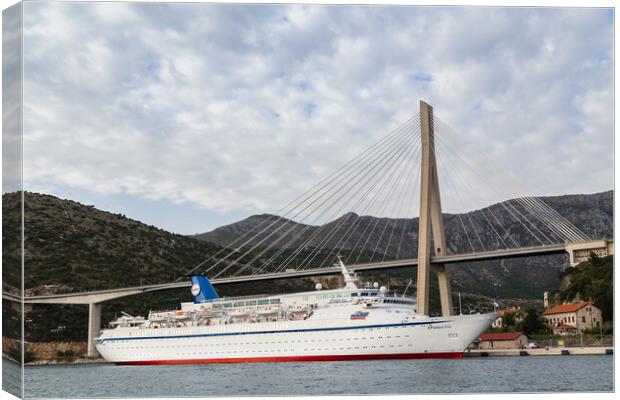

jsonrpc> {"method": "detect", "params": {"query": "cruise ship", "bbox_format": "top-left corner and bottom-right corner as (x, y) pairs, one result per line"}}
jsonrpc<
(96, 260), (497, 364)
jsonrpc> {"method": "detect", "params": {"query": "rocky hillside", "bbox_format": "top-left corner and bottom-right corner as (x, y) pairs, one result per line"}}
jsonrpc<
(197, 191), (612, 254)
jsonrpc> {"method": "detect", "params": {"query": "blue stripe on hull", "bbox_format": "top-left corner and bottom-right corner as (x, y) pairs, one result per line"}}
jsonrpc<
(98, 319), (451, 344)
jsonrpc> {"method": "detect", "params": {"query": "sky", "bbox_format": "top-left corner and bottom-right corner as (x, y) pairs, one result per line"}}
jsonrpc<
(10, 3), (614, 234)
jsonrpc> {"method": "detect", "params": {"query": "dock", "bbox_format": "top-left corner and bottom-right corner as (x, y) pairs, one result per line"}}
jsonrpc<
(464, 347), (613, 357)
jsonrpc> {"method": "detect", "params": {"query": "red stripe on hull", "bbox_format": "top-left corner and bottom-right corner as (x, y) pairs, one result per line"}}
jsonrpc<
(116, 352), (463, 365)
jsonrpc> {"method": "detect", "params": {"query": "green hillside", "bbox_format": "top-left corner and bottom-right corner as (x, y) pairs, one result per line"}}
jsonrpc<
(3, 192), (224, 292)
(557, 254), (613, 321)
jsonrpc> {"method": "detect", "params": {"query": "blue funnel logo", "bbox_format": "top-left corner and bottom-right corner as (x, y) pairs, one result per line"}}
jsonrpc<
(190, 276), (219, 303)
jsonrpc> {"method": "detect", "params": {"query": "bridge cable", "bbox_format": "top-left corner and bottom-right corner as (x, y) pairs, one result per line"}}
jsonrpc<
(263, 120), (422, 274)
(180, 115), (420, 279)
(380, 148), (422, 263)
(369, 139), (423, 263)
(433, 135), (513, 250)
(432, 115), (589, 244)
(432, 116), (557, 246)
(352, 136), (422, 264)
(324, 126), (420, 268)
(432, 120), (550, 246)
(223, 116), (421, 278)
(395, 167), (421, 259)
(263, 119), (422, 274)
(432, 140), (485, 252)
(246, 120), (421, 275)
(516, 197), (587, 242)
(292, 122), (422, 271)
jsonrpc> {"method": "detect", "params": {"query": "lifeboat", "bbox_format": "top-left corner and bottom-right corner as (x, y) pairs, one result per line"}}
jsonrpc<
(257, 306), (278, 315)
(174, 311), (190, 320)
(228, 309), (249, 317)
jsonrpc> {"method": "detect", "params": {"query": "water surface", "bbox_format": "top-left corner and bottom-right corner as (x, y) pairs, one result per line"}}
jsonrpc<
(9, 355), (614, 398)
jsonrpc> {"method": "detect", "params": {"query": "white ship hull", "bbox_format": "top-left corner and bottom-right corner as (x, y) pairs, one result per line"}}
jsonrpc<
(97, 306), (496, 365)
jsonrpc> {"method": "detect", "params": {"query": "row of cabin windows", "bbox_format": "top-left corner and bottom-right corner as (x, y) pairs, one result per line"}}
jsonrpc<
(300, 291), (383, 301)
(116, 342), (416, 353)
(112, 333), (412, 349)
(210, 298), (281, 309)
(383, 299), (414, 304)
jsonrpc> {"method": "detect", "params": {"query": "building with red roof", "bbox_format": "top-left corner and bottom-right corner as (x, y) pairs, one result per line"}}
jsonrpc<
(552, 323), (577, 336)
(475, 331), (528, 350)
(543, 301), (602, 334)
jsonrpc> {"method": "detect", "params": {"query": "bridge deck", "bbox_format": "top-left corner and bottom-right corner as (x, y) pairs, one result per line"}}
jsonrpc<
(3, 243), (569, 304)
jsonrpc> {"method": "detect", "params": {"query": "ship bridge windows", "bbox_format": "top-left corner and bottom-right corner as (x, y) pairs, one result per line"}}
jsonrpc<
(245, 300), (257, 306)
(223, 303), (233, 308)
(233, 302), (244, 307)
(383, 299), (414, 305)
(270, 299), (281, 305)
(350, 293), (358, 297)
(257, 299), (269, 305)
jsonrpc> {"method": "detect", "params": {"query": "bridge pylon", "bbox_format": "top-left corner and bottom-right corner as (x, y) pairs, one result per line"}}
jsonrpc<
(416, 100), (453, 316)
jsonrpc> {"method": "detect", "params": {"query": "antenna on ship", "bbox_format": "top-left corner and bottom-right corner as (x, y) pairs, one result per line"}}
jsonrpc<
(402, 278), (414, 298)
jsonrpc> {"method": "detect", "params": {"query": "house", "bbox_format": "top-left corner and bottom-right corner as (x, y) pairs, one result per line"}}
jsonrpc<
(476, 332), (529, 350)
(552, 323), (578, 336)
(491, 306), (522, 329)
(543, 301), (602, 333)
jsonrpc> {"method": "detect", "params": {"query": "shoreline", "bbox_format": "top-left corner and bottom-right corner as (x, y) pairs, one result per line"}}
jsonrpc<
(464, 346), (613, 357)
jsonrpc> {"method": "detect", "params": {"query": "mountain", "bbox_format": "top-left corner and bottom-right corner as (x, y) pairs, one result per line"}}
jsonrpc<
(194, 190), (613, 299)
(196, 191), (613, 254)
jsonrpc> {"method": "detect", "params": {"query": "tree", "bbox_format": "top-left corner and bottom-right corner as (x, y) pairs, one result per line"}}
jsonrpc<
(519, 308), (544, 335)
(501, 311), (516, 330)
(558, 254), (613, 321)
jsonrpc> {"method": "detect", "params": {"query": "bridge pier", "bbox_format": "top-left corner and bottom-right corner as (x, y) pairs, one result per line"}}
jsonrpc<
(417, 100), (453, 316)
(436, 265), (453, 316)
(87, 302), (102, 358)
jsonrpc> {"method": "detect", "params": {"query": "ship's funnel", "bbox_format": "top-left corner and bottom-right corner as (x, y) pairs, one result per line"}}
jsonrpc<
(190, 275), (219, 303)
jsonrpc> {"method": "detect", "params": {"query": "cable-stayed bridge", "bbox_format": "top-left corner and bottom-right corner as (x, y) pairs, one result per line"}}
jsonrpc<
(4, 101), (613, 357)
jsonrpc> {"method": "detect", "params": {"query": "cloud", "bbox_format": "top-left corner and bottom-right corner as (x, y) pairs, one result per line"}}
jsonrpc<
(20, 4), (613, 222)
(2, 3), (23, 194)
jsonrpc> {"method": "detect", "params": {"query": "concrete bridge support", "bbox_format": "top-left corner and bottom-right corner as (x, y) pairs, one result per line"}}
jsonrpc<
(417, 100), (453, 316)
(87, 303), (102, 358)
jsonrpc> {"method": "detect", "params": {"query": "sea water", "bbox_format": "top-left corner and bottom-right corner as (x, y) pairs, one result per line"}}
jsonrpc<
(4, 355), (613, 398)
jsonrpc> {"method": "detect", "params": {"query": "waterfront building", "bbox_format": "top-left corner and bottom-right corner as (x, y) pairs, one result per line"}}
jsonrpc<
(476, 332), (528, 349)
(551, 323), (578, 336)
(543, 301), (602, 333)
